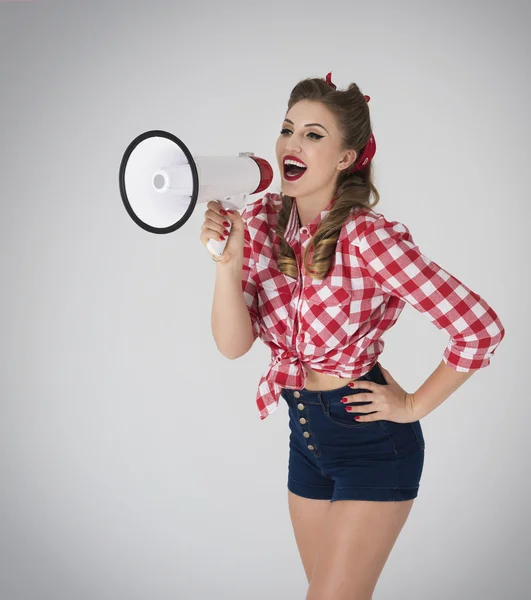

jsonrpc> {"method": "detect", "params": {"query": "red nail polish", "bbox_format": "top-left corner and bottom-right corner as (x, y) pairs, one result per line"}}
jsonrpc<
(220, 209), (227, 216)
(341, 398), (348, 403)
(219, 235), (225, 240)
(354, 416), (360, 420)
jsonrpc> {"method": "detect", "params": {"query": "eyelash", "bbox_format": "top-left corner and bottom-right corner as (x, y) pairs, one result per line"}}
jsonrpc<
(280, 128), (323, 140)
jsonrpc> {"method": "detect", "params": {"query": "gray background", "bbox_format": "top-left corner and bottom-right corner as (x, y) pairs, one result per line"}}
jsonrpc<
(0, 1), (528, 598)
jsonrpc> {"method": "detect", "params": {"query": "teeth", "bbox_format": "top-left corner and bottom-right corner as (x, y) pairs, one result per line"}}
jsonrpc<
(284, 158), (307, 168)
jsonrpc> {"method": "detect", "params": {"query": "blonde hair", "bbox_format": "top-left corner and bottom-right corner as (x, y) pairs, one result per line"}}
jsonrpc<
(275, 76), (380, 280)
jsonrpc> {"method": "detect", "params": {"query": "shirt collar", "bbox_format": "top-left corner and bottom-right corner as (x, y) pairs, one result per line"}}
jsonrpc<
(285, 195), (338, 245)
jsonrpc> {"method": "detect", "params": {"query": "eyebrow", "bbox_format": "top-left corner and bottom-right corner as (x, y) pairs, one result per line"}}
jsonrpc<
(283, 118), (329, 134)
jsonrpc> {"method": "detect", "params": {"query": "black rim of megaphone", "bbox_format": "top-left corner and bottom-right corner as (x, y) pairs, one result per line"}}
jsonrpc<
(119, 130), (199, 235)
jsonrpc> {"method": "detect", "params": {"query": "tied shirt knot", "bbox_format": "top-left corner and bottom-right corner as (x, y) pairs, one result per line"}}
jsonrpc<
(269, 351), (306, 390)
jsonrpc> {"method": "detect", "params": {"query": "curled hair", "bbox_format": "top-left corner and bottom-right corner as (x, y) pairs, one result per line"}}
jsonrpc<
(275, 76), (380, 280)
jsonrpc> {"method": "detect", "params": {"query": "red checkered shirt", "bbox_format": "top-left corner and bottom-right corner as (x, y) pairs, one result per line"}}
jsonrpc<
(240, 193), (505, 420)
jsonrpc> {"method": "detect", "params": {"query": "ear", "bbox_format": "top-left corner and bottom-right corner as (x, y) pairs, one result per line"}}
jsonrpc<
(338, 149), (357, 171)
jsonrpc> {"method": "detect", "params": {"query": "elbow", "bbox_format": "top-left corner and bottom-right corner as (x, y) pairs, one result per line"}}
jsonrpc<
(488, 320), (506, 352)
(228, 340), (255, 359)
(489, 309), (506, 345)
(498, 323), (506, 343)
(215, 340), (254, 360)
(225, 351), (247, 360)
(223, 349), (252, 360)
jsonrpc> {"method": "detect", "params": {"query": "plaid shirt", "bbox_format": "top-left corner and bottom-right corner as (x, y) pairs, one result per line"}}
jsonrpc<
(241, 193), (505, 421)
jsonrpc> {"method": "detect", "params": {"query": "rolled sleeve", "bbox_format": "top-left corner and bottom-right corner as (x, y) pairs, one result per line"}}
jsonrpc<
(355, 216), (505, 371)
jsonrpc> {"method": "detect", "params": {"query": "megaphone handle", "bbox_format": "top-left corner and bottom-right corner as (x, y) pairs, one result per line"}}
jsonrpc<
(206, 199), (234, 258)
(207, 232), (229, 257)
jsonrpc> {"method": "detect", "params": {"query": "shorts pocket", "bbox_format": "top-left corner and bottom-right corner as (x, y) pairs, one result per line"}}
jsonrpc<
(319, 363), (387, 429)
(321, 379), (380, 429)
(322, 399), (381, 428)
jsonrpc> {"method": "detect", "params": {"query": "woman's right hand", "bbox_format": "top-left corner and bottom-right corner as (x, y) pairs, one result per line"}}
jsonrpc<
(199, 201), (245, 265)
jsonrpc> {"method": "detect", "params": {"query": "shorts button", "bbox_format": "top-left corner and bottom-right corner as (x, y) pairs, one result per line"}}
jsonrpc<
(303, 432), (310, 438)
(297, 403), (305, 411)
(299, 418), (307, 424)
(294, 391), (301, 398)
(307, 445), (315, 451)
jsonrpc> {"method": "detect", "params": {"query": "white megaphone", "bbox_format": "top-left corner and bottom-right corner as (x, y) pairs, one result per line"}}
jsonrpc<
(119, 130), (274, 257)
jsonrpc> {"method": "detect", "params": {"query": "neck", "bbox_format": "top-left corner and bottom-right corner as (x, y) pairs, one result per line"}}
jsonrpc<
(295, 194), (335, 227)
(290, 179), (337, 226)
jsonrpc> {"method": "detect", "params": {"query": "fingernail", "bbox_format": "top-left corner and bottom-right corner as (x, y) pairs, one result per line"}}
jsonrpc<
(227, 210), (235, 214)
(223, 229), (229, 236)
(219, 235), (225, 240)
(354, 416), (360, 420)
(223, 221), (230, 227)
(340, 397), (348, 403)
(220, 209), (227, 216)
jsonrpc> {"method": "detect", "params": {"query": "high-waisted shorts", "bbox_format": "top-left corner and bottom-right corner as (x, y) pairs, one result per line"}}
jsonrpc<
(281, 362), (425, 502)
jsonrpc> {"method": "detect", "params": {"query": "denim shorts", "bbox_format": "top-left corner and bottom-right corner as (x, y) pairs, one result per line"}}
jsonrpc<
(281, 362), (425, 502)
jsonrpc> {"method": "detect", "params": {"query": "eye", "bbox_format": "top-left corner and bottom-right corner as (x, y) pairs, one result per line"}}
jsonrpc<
(280, 128), (323, 140)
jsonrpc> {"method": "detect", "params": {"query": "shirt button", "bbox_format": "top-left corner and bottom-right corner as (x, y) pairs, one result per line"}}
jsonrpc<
(301, 228), (308, 234)
(294, 391), (301, 398)
(307, 445), (315, 451)
(303, 431), (310, 438)
(297, 403), (305, 411)
(299, 418), (307, 424)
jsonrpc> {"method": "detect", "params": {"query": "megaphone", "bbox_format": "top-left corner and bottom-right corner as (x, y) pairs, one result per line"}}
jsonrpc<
(119, 130), (274, 257)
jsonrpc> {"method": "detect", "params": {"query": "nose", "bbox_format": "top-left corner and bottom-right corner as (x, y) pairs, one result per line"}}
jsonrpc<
(285, 140), (301, 154)
(283, 133), (302, 153)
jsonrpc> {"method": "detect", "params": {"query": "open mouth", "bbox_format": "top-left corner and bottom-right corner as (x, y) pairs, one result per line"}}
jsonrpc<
(283, 162), (308, 182)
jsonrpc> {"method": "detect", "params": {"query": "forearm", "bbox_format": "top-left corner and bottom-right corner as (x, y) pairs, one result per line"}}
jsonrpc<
(411, 359), (477, 420)
(211, 260), (256, 359)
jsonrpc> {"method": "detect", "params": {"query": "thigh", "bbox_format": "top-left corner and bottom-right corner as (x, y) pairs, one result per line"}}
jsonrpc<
(287, 490), (331, 584)
(306, 498), (415, 600)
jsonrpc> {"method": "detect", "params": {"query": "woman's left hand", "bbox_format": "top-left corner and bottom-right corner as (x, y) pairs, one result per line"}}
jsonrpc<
(341, 364), (418, 423)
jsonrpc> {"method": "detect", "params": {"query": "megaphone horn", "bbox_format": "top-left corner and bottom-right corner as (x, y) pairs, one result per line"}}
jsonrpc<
(119, 130), (273, 257)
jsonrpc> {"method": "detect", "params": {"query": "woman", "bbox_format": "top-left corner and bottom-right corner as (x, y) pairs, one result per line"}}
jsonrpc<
(201, 73), (505, 600)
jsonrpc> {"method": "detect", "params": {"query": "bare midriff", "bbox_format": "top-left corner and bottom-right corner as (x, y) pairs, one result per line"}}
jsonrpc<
(302, 364), (358, 391)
